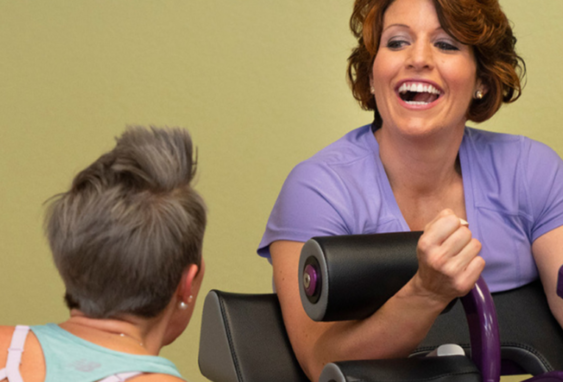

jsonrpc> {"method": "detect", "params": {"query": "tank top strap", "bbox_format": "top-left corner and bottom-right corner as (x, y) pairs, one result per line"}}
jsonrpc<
(0, 325), (30, 382)
(98, 371), (143, 382)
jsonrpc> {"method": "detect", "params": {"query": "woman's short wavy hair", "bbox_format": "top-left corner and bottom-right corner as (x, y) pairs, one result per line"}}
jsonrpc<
(347, 0), (526, 124)
(45, 126), (206, 319)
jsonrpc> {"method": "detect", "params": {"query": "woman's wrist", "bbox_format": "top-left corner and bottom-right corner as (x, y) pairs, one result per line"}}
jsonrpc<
(397, 274), (454, 313)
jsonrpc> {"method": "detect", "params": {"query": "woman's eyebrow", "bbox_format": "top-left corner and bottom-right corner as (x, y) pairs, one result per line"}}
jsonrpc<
(382, 23), (410, 32)
(383, 24), (445, 33)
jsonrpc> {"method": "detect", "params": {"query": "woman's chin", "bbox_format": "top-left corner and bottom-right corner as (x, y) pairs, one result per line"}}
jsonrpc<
(382, 119), (447, 139)
(380, 111), (467, 141)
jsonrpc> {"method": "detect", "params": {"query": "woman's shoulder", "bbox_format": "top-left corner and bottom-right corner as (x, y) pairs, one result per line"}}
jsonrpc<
(464, 127), (560, 165)
(464, 127), (523, 149)
(0, 325), (20, 354)
(0, 326), (15, 366)
(0, 325), (46, 380)
(305, 124), (375, 166)
(464, 127), (563, 225)
(465, 127), (553, 150)
(0, 325), (15, 337)
(287, 125), (379, 188)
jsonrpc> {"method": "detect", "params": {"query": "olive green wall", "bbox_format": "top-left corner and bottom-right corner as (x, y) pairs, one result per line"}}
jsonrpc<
(0, 1), (561, 381)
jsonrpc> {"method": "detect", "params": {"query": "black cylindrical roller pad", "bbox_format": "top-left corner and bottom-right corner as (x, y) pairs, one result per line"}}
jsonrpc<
(299, 232), (422, 322)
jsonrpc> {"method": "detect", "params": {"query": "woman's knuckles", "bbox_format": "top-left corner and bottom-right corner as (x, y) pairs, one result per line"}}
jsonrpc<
(470, 239), (482, 253)
(451, 277), (473, 295)
(423, 253), (447, 271)
(417, 235), (435, 254)
(440, 208), (455, 217)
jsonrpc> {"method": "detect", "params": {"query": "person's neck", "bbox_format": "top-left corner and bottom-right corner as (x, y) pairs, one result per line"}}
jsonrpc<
(375, 124), (464, 197)
(60, 309), (170, 355)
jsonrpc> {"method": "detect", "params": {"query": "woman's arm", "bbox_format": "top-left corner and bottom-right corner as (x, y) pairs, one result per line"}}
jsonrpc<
(532, 225), (563, 328)
(271, 210), (484, 382)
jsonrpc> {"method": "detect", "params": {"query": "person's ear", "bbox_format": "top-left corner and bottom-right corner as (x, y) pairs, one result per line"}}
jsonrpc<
(178, 263), (200, 305)
(474, 78), (489, 99)
(369, 77), (375, 95)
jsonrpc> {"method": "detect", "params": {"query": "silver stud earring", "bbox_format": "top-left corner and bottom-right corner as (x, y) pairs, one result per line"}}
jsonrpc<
(179, 301), (188, 310)
(474, 89), (484, 99)
(370, 86), (375, 94)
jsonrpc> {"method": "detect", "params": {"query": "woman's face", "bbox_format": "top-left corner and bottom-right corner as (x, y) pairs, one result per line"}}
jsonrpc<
(371, 0), (481, 139)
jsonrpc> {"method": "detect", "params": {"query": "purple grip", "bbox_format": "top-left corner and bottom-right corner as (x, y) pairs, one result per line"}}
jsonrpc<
(557, 265), (563, 299)
(304, 264), (318, 297)
(461, 277), (501, 382)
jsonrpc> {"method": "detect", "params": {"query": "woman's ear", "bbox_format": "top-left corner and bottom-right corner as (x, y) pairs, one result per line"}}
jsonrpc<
(178, 263), (201, 304)
(475, 78), (489, 96)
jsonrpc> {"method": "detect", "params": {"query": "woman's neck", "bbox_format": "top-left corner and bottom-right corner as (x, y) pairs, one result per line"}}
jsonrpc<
(375, 124), (464, 196)
(374, 124), (467, 230)
(59, 310), (170, 355)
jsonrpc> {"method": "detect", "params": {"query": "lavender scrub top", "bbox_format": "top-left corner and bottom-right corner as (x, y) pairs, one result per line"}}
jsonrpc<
(258, 124), (563, 292)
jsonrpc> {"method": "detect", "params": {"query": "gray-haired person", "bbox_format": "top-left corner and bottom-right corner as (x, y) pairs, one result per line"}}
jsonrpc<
(0, 126), (206, 382)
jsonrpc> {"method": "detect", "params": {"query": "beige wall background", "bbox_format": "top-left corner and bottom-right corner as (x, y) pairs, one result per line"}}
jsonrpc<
(0, 1), (561, 381)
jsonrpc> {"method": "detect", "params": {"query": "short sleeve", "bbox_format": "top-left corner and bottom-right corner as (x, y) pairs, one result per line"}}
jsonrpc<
(257, 160), (352, 259)
(526, 139), (563, 241)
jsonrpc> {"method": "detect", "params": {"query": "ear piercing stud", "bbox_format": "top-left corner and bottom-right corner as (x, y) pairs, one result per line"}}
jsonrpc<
(474, 89), (484, 99)
(179, 295), (193, 310)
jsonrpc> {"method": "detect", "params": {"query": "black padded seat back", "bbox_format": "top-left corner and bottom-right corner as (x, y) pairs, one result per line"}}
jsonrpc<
(321, 357), (481, 382)
(198, 282), (563, 381)
(414, 280), (563, 375)
(198, 290), (309, 382)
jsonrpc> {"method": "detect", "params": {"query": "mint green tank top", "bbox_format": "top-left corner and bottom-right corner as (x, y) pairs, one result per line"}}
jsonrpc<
(30, 324), (184, 382)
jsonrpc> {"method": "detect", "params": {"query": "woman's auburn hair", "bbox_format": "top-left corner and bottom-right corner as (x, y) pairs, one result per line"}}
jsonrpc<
(347, 0), (526, 124)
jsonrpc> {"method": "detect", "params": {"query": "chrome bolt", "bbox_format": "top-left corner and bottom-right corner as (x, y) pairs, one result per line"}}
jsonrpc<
(303, 273), (311, 289)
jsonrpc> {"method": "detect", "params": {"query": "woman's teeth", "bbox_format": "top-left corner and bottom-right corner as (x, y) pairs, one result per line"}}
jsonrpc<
(398, 82), (441, 104)
(398, 82), (441, 94)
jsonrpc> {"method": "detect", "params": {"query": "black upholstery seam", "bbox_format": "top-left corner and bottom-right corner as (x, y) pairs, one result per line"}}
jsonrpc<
(500, 342), (553, 371)
(350, 370), (479, 382)
(217, 294), (244, 382)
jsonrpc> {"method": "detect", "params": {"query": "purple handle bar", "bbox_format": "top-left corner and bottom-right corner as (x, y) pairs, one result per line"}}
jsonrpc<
(557, 266), (563, 300)
(460, 277), (500, 382)
(464, 265), (563, 382)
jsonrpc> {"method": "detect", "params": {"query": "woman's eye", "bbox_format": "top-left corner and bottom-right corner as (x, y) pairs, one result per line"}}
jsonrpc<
(435, 41), (459, 51)
(386, 40), (408, 49)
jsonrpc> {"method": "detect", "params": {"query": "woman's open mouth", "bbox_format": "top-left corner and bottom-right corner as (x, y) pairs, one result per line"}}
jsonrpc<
(397, 81), (442, 106)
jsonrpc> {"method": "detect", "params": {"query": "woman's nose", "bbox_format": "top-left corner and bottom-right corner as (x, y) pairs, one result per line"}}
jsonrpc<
(406, 41), (434, 71)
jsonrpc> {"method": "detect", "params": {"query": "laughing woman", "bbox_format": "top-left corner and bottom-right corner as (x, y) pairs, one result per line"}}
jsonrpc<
(257, 0), (563, 381)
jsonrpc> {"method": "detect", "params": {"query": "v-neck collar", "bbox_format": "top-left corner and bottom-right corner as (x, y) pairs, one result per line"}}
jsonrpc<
(363, 126), (474, 233)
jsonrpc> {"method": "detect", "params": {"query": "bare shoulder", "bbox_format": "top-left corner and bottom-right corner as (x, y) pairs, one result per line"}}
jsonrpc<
(131, 373), (186, 382)
(0, 326), (16, 349)
(0, 325), (37, 349)
(0, 325), (16, 338)
(0, 326), (16, 368)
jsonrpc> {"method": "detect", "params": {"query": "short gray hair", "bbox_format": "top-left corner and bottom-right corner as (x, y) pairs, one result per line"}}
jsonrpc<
(45, 126), (206, 319)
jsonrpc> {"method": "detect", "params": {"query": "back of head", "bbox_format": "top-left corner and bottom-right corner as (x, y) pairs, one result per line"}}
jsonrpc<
(45, 126), (207, 319)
